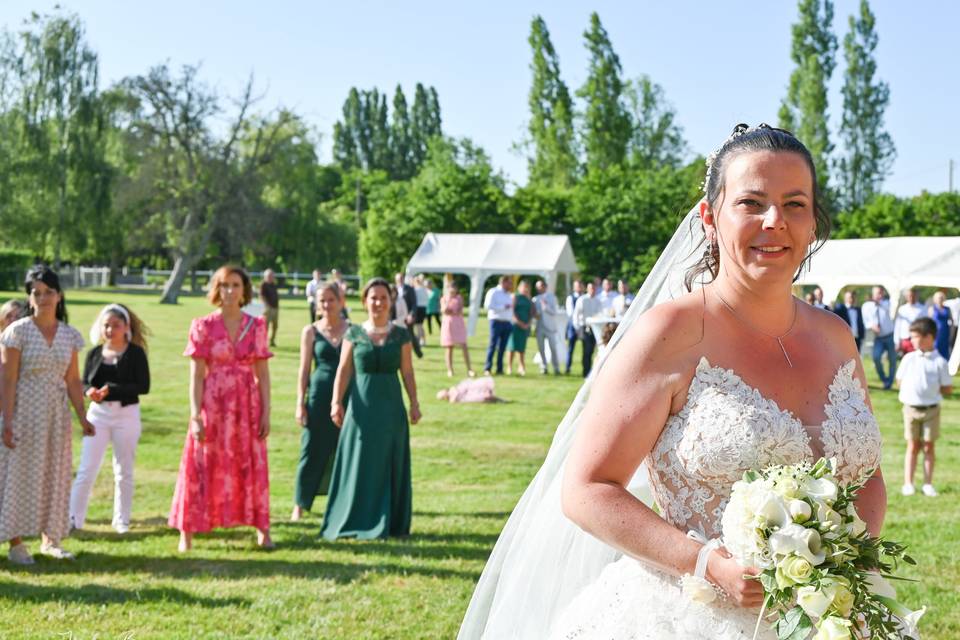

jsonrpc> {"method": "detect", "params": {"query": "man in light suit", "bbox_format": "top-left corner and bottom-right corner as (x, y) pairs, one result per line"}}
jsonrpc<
(533, 280), (563, 375)
(833, 290), (866, 352)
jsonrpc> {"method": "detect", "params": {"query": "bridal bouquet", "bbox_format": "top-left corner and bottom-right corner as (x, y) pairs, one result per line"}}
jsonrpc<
(718, 458), (923, 640)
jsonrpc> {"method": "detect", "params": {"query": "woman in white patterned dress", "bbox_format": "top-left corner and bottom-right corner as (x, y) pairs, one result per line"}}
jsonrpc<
(0, 267), (95, 564)
(460, 126), (887, 639)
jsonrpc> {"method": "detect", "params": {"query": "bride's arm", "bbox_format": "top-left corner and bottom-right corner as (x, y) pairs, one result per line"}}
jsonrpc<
(561, 300), (764, 607)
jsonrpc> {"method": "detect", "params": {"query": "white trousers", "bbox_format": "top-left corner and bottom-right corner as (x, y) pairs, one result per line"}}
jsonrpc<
(69, 402), (142, 531)
(536, 328), (563, 373)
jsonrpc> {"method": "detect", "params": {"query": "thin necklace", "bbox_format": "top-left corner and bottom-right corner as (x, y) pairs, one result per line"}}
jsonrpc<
(713, 288), (798, 368)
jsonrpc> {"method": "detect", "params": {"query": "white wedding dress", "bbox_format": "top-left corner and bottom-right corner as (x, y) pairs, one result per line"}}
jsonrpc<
(548, 357), (882, 640)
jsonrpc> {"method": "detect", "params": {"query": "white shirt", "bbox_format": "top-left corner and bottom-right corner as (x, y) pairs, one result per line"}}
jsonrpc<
(394, 292), (409, 323)
(862, 299), (894, 337)
(414, 285), (429, 307)
(565, 293), (581, 319)
(894, 302), (926, 344)
(598, 289), (618, 311)
(485, 286), (514, 322)
(612, 293), (634, 316)
(534, 292), (561, 333)
(305, 278), (321, 303)
(573, 294), (604, 331)
(896, 349), (952, 406)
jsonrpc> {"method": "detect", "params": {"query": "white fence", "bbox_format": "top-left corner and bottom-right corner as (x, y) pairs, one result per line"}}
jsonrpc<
(57, 267), (361, 294)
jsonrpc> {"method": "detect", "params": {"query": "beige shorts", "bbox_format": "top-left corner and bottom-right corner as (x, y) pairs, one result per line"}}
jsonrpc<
(902, 404), (940, 442)
(263, 306), (278, 325)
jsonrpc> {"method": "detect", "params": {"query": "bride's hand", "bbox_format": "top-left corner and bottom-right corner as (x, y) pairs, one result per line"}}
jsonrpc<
(705, 548), (764, 608)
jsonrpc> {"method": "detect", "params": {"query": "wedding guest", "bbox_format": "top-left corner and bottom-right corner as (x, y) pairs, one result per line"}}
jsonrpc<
(437, 376), (502, 403)
(598, 278), (617, 311)
(169, 265), (274, 552)
(305, 269), (322, 322)
(612, 280), (634, 316)
(483, 276), (514, 375)
(804, 292), (816, 305)
(69, 304), (150, 534)
(929, 290), (955, 360)
(0, 266), (94, 564)
(425, 278), (442, 335)
(323, 278), (420, 540)
(328, 269), (350, 319)
(260, 269), (280, 347)
(897, 317), (952, 498)
(413, 275), (429, 346)
(811, 286), (831, 310)
(564, 280), (583, 375)
(833, 290), (865, 351)
(394, 273), (422, 358)
(292, 282), (348, 522)
(895, 288), (926, 355)
(573, 281), (603, 377)
(440, 283), (474, 377)
(506, 280), (535, 376)
(0, 300), (27, 419)
(865, 285), (897, 389)
(533, 280), (562, 376)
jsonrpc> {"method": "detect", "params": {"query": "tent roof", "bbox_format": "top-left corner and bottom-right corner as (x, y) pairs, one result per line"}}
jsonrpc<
(797, 236), (960, 291)
(406, 233), (578, 274)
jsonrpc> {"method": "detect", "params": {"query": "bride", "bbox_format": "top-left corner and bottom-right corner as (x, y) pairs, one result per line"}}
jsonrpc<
(459, 124), (885, 639)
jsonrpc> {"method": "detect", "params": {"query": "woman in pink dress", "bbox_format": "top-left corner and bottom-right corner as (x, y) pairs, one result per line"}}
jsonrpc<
(440, 283), (474, 378)
(169, 265), (274, 551)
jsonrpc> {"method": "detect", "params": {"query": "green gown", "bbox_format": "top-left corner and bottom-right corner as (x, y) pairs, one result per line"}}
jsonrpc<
(321, 324), (412, 540)
(295, 327), (343, 511)
(507, 294), (532, 352)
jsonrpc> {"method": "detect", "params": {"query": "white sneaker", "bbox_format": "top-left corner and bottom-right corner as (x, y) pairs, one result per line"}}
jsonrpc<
(8, 543), (34, 565)
(114, 524), (130, 534)
(39, 543), (75, 560)
(921, 484), (938, 497)
(901, 484), (915, 496)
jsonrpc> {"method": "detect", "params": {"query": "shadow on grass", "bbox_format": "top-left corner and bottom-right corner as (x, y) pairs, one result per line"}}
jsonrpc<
(276, 530), (498, 563)
(11, 550), (482, 583)
(0, 579), (249, 608)
(413, 510), (511, 519)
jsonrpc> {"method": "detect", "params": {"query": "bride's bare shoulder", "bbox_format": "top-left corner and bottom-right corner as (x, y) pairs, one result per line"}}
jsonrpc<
(608, 291), (706, 375)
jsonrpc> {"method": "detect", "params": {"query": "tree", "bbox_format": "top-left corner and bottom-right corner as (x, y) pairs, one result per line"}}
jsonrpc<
(624, 75), (688, 170)
(525, 16), (577, 188)
(410, 83), (442, 167)
(835, 0), (894, 212)
(123, 64), (294, 303)
(577, 12), (631, 173)
(778, 0), (837, 199)
(389, 84), (415, 179)
(332, 88), (362, 169)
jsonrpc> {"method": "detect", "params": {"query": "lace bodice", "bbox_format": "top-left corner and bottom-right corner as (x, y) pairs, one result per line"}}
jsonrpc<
(646, 358), (882, 539)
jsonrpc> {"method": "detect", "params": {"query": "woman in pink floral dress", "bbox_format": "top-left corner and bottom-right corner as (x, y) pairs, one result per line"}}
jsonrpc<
(169, 266), (274, 551)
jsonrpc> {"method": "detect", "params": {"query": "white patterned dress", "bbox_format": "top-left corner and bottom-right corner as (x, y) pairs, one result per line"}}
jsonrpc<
(0, 318), (84, 542)
(550, 357), (883, 640)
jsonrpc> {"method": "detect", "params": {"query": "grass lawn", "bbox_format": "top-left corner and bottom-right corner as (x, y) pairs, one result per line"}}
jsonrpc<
(0, 289), (956, 639)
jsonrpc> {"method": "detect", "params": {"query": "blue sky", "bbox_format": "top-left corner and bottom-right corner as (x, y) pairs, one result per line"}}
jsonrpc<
(1, 1), (955, 196)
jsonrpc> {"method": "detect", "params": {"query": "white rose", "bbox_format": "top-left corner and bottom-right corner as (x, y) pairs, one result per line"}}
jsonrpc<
(775, 554), (814, 588)
(797, 585), (833, 619)
(788, 499), (812, 523)
(768, 523), (826, 565)
(813, 616), (853, 640)
(775, 477), (802, 499)
(680, 574), (716, 604)
(804, 477), (838, 503)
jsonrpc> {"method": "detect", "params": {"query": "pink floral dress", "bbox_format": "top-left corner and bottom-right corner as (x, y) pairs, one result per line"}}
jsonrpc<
(168, 312), (273, 533)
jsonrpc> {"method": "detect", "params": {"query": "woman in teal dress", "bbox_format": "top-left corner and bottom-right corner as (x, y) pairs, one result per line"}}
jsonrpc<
(322, 278), (421, 540)
(507, 280), (536, 376)
(292, 282), (349, 521)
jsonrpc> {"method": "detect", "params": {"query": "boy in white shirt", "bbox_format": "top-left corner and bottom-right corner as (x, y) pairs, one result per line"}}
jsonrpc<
(896, 317), (953, 497)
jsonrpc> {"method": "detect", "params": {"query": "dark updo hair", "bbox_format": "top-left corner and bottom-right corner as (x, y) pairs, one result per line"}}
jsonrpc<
(361, 277), (392, 301)
(25, 265), (68, 323)
(685, 123), (831, 291)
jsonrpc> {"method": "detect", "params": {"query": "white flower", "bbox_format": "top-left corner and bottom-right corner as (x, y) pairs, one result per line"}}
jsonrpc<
(803, 476), (838, 504)
(864, 572), (896, 599)
(797, 577), (853, 619)
(815, 502), (843, 532)
(797, 585), (833, 618)
(680, 574), (717, 604)
(769, 523), (826, 565)
(844, 503), (867, 536)
(901, 606), (926, 638)
(788, 499), (812, 523)
(774, 554), (814, 588)
(812, 615), (853, 640)
(775, 476), (802, 499)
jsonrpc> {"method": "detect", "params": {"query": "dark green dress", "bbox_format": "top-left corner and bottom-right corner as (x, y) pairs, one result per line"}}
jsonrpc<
(295, 327), (343, 511)
(321, 324), (412, 540)
(507, 294), (533, 352)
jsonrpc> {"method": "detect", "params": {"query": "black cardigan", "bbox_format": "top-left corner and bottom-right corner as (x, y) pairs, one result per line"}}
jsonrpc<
(83, 343), (151, 406)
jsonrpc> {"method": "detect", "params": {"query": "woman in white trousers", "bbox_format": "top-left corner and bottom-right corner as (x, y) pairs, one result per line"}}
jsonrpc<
(70, 304), (150, 534)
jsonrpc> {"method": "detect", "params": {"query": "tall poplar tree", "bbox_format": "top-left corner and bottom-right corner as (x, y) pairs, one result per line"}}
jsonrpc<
(778, 0), (837, 198)
(525, 15), (577, 188)
(411, 83), (442, 167)
(389, 84), (415, 179)
(333, 88), (362, 169)
(577, 12), (631, 173)
(836, 0), (894, 212)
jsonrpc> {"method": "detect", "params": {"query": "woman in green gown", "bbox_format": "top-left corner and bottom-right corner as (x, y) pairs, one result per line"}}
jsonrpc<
(507, 280), (536, 376)
(292, 282), (349, 521)
(322, 278), (421, 539)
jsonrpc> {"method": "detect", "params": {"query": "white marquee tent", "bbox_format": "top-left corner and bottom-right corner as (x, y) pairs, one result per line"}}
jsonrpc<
(795, 235), (960, 373)
(405, 233), (579, 335)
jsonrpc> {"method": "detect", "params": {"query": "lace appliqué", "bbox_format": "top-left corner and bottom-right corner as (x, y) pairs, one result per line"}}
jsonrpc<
(820, 359), (882, 485)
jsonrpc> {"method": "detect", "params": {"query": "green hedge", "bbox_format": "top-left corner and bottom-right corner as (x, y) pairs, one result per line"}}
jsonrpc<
(0, 250), (32, 291)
